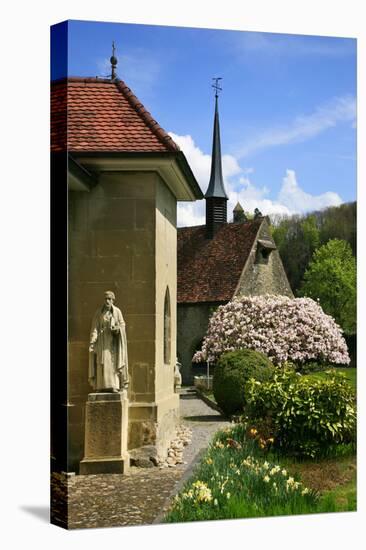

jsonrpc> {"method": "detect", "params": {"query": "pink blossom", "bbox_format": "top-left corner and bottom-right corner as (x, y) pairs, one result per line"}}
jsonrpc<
(192, 295), (350, 365)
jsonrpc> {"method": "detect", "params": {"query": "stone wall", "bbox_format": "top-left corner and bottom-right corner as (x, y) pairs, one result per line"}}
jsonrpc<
(236, 219), (294, 298)
(68, 171), (178, 471)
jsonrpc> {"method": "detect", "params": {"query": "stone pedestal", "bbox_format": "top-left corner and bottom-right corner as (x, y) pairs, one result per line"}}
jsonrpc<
(80, 391), (130, 474)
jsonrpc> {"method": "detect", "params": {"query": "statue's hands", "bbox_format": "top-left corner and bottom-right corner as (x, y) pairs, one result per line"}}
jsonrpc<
(89, 344), (95, 353)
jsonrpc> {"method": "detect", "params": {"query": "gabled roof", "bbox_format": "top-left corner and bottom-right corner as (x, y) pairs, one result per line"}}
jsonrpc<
(177, 219), (263, 303)
(51, 77), (180, 153)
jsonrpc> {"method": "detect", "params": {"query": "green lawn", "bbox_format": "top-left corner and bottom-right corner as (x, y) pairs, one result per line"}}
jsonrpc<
(284, 453), (356, 513)
(318, 477), (357, 512)
(306, 368), (356, 391)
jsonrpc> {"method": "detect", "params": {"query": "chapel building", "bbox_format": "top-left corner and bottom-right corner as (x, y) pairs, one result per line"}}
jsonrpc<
(51, 58), (203, 472)
(177, 92), (293, 384)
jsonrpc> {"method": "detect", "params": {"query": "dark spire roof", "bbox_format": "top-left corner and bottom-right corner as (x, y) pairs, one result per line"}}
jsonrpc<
(205, 95), (228, 200)
(233, 202), (244, 212)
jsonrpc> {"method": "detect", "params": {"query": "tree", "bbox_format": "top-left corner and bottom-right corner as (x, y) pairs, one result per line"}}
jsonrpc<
(300, 239), (356, 335)
(193, 295), (350, 366)
(272, 214), (320, 292)
(271, 202), (356, 294)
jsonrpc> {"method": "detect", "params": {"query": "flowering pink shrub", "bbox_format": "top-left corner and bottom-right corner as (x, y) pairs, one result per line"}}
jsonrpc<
(193, 295), (350, 365)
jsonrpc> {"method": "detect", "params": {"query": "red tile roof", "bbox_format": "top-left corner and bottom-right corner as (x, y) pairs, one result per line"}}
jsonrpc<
(51, 77), (180, 153)
(177, 220), (263, 303)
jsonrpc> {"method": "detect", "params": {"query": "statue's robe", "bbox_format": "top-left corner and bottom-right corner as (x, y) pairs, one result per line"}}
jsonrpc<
(88, 305), (129, 391)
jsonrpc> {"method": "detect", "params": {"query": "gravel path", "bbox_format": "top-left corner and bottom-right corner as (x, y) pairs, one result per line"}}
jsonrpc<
(51, 389), (229, 529)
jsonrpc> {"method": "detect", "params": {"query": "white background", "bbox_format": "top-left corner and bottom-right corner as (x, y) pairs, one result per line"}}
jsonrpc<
(0, 1), (365, 548)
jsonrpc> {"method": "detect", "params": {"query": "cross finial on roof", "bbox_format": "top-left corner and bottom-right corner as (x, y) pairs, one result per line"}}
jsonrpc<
(110, 41), (118, 80)
(212, 77), (222, 98)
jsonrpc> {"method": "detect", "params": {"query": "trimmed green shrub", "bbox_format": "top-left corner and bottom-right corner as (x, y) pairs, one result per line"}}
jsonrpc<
(213, 349), (274, 416)
(245, 368), (356, 458)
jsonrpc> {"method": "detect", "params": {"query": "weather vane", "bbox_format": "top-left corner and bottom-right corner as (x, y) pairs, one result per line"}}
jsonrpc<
(110, 41), (118, 80)
(212, 77), (223, 98)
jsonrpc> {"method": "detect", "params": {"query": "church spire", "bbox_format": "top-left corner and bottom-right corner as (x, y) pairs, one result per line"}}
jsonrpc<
(205, 80), (228, 200)
(205, 78), (228, 238)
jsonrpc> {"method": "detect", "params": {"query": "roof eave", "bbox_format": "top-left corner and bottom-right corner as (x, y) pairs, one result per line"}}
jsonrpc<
(68, 154), (98, 191)
(70, 150), (203, 201)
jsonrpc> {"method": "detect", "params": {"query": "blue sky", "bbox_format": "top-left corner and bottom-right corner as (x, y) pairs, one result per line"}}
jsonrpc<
(53, 20), (356, 226)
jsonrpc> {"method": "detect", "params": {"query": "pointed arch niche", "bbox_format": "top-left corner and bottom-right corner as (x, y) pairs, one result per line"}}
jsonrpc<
(164, 287), (171, 365)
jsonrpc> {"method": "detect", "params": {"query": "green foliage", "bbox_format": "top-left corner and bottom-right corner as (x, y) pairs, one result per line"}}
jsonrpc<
(272, 214), (320, 292)
(318, 202), (357, 256)
(164, 424), (319, 523)
(271, 202), (356, 293)
(305, 368), (357, 391)
(300, 239), (356, 335)
(294, 361), (328, 374)
(245, 368), (356, 458)
(284, 360), (330, 374)
(213, 349), (274, 416)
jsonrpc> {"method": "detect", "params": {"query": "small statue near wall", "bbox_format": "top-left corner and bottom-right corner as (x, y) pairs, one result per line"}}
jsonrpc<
(88, 290), (129, 393)
(174, 358), (182, 393)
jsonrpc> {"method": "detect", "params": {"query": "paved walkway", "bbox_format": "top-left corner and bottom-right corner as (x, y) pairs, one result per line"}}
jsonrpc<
(51, 390), (229, 529)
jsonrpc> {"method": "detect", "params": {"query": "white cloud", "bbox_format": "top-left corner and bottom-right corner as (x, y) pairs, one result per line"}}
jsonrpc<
(177, 202), (205, 227)
(278, 169), (342, 213)
(170, 132), (344, 226)
(227, 181), (292, 219)
(237, 95), (356, 158)
(169, 133), (211, 187)
(169, 132), (242, 187)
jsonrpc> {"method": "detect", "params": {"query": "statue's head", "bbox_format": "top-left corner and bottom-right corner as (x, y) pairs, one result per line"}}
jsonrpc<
(104, 290), (115, 309)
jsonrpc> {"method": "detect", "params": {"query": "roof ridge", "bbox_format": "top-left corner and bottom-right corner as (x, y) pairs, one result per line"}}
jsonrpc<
(178, 219), (261, 231)
(52, 77), (112, 85)
(115, 79), (180, 153)
(178, 224), (205, 230)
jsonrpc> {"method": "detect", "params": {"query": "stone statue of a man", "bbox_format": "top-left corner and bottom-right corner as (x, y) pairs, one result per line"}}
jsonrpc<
(88, 291), (129, 392)
(174, 358), (182, 393)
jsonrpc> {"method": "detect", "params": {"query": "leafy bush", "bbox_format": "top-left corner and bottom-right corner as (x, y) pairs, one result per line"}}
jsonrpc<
(193, 295), (350, 366)
(245, 368), (356, 458)
(213, 349), (274, 416)
(291, 361), (330, 374)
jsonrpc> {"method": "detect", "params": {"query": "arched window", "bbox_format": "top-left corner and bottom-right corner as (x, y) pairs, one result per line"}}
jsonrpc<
(164, 287), (171, 364)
